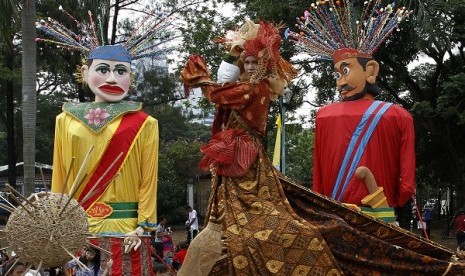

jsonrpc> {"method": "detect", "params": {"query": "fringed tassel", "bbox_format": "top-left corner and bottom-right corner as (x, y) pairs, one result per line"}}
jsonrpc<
(178, 222), (223, 276)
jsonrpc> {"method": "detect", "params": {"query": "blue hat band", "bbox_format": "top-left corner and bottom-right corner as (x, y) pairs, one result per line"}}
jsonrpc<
(88, 45), (132, 63)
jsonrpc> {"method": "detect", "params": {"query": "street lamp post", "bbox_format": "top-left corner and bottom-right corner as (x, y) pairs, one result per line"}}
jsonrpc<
(280, 87), (293, 175)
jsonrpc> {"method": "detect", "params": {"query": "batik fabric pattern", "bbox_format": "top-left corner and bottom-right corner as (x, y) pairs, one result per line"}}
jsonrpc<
(182, 56), (343, 275)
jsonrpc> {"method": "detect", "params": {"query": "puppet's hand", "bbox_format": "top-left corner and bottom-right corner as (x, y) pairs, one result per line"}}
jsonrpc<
(180, 55), (214, 87)
(123, 226), (144, 253)
(342, 203), (361, 211)
(107, 258), (114, 268)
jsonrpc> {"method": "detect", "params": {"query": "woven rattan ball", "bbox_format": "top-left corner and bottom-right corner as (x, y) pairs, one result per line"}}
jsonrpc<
(5, 193), (88, 267)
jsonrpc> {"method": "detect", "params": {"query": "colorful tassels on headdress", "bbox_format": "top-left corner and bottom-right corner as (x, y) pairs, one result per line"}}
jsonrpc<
(285, 0), (412, 63)
(36, 6), (179, 63)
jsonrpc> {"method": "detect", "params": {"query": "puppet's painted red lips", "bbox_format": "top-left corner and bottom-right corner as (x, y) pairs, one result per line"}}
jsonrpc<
(99, 85), (125, 94)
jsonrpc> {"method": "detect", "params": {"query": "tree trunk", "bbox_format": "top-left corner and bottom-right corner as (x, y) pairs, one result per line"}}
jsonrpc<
(21, 0), (37, 196)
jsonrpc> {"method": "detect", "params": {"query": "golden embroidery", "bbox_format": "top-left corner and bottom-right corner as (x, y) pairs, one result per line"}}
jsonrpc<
(270, 208), (280, 215)
(227, 224), (240, 235)
(291, 265), (311, 276)
(253, 229), (273, 241)
(327, 268), (343, 276)
(266, 260), (284, 273)
(376, 226), (390, 239)
(238, 180), (256, 190)
(249, 202), (263, 215)
(281, 233), (297, 248)
(308, 238), (324, 251)
(236, 212), (248, 226)
(258, 186), (271, 199)
(233, 255), (249, 270)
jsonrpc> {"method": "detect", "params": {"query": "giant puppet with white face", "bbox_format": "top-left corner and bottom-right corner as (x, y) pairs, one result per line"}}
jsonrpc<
(35, 7), (179, 274)
(49, 44), (159, 275)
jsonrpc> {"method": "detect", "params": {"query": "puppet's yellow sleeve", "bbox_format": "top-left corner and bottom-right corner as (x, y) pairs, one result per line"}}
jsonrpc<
(136, 117), (159, 228)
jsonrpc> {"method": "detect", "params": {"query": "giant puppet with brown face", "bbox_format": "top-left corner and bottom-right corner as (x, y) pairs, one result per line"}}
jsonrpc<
(313, 48), (415, 228)
(286, 2), (416, 229)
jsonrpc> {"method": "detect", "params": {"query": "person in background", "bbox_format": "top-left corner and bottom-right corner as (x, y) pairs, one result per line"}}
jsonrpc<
(2, 259), (26, 276)
(185, 206), (198, 244)
(457, 241), (465, 260)
(65, 245), (112, 276)
(172, 242), (188, 271)
(152, 216), (168, 262)
(423, 205), (433, 238)
(162, 228), (174, 255)
(417, 215), (427, 238)
(455, 208), (465, 246)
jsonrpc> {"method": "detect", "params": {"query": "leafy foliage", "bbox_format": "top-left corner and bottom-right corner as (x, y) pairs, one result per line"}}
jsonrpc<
(283, 125), (314, 186)
(157, 139), (205, 222)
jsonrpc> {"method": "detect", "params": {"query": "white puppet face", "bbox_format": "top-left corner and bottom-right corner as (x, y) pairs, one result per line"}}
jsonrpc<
(82, 59), (131, 102)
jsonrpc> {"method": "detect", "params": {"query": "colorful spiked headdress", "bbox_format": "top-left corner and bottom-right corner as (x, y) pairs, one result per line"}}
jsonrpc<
(228, 21), (297, 85)
(36, 6), (179, 63)
(285, 0), (412, 63)
(210, 21), (297, 99)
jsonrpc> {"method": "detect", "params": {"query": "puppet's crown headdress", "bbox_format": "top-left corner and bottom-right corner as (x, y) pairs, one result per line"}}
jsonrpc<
(285, 0), (412, 63)
(36, 5), (179, 63)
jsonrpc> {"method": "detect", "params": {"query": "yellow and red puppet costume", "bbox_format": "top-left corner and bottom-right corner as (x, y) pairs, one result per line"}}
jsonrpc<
(36, 8), (177, 274)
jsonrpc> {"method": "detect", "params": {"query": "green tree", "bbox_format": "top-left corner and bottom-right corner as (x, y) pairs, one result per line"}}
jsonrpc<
(285, 125), (314, 186)
(157, 137), (205, 223)
(0, 0), (21, 188)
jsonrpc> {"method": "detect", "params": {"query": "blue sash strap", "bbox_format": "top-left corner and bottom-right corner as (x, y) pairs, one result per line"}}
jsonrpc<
(331, 101), (382, 199)
(336, 102), (392, 200)
(332, 101), (393, 201)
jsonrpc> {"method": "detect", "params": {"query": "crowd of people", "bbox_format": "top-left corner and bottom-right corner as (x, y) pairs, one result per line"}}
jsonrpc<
(150, 206), (198, 275)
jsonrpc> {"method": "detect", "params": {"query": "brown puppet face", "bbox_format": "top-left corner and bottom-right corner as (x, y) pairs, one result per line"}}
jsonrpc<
(333, 57), (379, 101)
